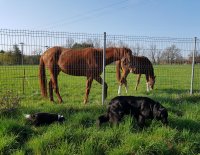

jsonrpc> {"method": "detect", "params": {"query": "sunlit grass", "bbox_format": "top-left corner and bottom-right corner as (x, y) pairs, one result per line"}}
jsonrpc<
(0, 64), (200, 154)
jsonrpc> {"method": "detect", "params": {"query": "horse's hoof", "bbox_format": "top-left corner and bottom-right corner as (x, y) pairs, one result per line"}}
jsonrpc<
(83, 99), (87, 104)
(50, 99), (54, 102)
(58, 99), (63, 103)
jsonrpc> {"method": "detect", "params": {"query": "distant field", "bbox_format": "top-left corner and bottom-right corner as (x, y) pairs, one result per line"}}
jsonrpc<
(0, 64), (200, 100)
(0, 64), (200, 154)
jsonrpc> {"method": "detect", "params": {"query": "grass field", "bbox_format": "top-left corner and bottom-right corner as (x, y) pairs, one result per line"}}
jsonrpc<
(0, 64), (200, 155)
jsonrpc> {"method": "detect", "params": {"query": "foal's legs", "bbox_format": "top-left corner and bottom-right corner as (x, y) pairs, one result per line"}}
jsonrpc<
(84, 76), (93, 104)
(135, 74), (141, 91)
(94, 76), (108, 99)
(145, 74), (150, 92)
(118, 70), (129, 95)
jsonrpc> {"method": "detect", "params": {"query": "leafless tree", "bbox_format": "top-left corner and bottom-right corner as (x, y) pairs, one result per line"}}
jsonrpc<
(148, 45), (157, 64)
(156, 50), (162, 64)
(117, 40), (129, 48)
(132, 43), (143, 56)
(66, 37), (74, 48)
(93, 38), (101, 48)
(161, 44), (182, 64)
(188, 49), (200, 64)
(106, 40), (116, 47)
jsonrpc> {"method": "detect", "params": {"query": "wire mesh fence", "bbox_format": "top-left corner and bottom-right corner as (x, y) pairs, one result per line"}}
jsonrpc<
(0, 29), (199, 103)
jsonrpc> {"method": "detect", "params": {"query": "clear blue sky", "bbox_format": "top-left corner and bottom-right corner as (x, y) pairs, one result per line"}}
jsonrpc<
(0, 0), (200, 37)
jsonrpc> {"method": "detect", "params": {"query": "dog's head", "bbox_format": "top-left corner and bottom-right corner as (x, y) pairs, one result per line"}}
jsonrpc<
(153, 103), (168, 125)
(58, 114), (65, 122)
(24, 114), (36, 121)
(109, 101), (127, 119)
(96, 114), (109, 127)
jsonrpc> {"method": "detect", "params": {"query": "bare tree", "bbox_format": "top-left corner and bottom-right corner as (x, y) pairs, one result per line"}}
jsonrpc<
(93, 38), (101, 48)
(66, 37), (74, 48)
(161, 44), (182, 64)
(188, 49), (200, 64)
(156, 50), (162, 64)
(117, 40), (129, 48)
(132, 44), (143, 56)
(148, 45), (157, 64)
(106, 40), (116, 47)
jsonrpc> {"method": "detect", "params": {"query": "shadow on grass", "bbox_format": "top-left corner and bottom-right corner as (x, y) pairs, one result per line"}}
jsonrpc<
(0, 122), (34, 155)
(169, 117), (200, 133)
(153, 88), (200, 104)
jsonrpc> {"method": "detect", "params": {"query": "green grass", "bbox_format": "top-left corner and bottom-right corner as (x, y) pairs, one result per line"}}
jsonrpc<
(0, 64), (200, 155)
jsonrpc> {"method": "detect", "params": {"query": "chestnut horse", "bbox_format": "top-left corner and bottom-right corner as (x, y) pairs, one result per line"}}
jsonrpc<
(116, 55), (156, 95)
(39, 46), (132, 104)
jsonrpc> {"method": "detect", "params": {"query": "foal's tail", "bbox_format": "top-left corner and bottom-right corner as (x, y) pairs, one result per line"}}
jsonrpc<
(116, 60), (122, 83)
(39, 56), (47, 97)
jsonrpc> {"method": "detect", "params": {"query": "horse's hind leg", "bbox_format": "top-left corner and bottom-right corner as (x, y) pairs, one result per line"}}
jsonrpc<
(94, 76), (108, 99)
(50, 67), (62, 103)
(135, 74), (141, 91)
(84, 77), (94, 104)
(49, 80), (54, 102)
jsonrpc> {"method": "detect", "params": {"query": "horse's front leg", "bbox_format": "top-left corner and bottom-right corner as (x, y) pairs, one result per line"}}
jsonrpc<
(84, 77), (93, 104)
(135, 74), (141, 91)
(94, 76), (108, 99)
(118, 78), (128, 95)
(145, 74), (150, 92)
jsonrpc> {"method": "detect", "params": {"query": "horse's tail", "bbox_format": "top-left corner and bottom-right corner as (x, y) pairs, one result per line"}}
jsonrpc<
(116, 60), (122, 83)
(39, 56), (47, 97)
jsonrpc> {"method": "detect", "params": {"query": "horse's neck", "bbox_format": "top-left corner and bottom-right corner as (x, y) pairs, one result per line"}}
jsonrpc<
(148, 70), (154, 79)
(105, 48), (119, 65)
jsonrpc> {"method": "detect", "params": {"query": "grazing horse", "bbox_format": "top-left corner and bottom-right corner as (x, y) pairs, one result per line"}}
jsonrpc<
(39, 46), (132, 104)
(116, 55), (156, 95)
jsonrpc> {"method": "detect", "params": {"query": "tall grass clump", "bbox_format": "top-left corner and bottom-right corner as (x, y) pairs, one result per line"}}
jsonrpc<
(0, 91), (20, 115)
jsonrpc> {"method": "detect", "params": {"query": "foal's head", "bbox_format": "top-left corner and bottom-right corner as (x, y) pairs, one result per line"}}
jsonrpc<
(148, 75), (156, 90)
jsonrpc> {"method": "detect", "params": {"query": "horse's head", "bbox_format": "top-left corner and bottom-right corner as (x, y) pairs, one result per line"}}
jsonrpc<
(148, 76), (156, 90)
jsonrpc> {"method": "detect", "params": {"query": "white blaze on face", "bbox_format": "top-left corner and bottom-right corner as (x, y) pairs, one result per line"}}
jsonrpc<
(58, 114), (64, 120)
(24, 114), (31, 119)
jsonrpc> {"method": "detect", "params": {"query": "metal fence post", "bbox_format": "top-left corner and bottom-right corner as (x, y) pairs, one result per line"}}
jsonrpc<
(20, 42), (24, 65)
(190, 37), (197, 95)
(102, 32), (106, 105)
(20, 42), (25, 94)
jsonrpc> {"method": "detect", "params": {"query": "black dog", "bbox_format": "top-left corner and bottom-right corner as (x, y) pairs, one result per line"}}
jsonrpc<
(24, 112), (65, 126)
(97, 96), (168, 128)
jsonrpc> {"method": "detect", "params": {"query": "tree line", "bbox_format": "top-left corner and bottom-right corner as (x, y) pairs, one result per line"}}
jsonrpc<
(0, 41), (199, 65)
(0, 45), (40, 65)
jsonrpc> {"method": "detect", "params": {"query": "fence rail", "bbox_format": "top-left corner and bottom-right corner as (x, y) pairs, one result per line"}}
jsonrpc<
(0, 29), (199, 103)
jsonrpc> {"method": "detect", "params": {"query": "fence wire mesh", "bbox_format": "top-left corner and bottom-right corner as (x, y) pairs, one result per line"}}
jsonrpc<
(0, 29), (199, 103)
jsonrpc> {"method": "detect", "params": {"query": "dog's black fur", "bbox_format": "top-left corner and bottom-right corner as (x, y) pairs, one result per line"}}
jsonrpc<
(97, 96), (168, 128)
(25, 112), (65, 126)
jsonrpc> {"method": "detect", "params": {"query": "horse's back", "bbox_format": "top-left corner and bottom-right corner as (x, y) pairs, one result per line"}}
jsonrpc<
(58, 48), (103, 76)
(133, 56), (152, 67)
